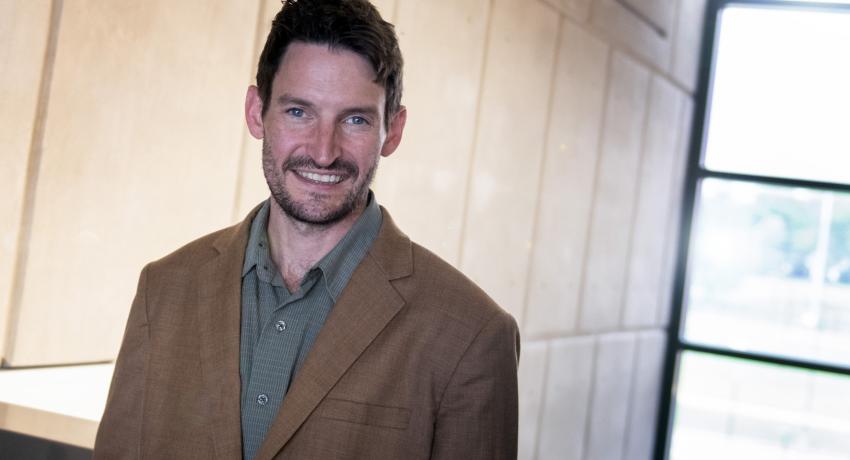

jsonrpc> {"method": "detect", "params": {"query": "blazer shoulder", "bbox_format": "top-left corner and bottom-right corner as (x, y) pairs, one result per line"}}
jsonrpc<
(402, 241), (516, 330)
(147, 225), (234, 273)
(145, 203), (260, 275)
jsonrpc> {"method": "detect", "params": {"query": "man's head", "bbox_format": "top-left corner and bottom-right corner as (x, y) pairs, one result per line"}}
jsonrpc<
(256, 0), (403, 128)
(245, 0), (406, 227)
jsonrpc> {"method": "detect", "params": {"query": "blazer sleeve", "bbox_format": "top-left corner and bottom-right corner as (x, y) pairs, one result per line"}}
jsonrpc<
(93, 264), (151, 459)
(431, 310), (521, 460)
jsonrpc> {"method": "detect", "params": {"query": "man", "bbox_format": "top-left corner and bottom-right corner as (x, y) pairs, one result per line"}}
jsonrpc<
(94, 0), (519, 458)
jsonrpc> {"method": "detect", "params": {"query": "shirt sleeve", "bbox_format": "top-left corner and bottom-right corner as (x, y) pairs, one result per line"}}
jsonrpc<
(93, 264), (151, 459)
(431, 310), (521, 459)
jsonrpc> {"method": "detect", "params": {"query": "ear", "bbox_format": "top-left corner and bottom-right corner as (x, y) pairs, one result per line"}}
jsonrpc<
(380, 106), (407, 158)
(245, 85), (265, 140)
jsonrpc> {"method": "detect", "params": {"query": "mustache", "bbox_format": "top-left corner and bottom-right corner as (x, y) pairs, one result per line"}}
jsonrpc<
(282, 156), (359, 177)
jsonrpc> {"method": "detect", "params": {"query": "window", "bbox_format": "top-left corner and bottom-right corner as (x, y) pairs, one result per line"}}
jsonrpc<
(656, 2), (850, 459)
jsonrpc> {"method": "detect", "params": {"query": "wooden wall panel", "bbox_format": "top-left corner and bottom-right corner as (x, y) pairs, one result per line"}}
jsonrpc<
(459, 0), (559, 323)
(622, 76), (685, 328)
(541, 0), (592, 22)
(619, 0), (678, 36)
(372, 0), (489, 264)
(537, 336), (594, 459)
(0, 0), (52, 362)
(624, 331), (666, 460)
(578, 52), (650, 333)
(670, 0), (708, 93)
(517, 341), (548, 460)
(658, 98), (694, 326)
(524, 23), (609, 338)
(6, 0), (260, 366)
(590, 0), (674, 71)
(584, 332), (637, 460)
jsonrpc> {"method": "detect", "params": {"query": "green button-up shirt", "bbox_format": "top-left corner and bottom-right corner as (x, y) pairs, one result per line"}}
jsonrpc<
(239, 193), (382, 460)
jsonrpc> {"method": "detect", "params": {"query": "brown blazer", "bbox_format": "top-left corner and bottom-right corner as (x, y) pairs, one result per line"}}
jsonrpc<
(94, 206), (520, 459)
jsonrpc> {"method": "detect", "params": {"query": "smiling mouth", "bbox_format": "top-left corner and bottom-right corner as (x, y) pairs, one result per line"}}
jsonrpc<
(295, 170), (345, 184)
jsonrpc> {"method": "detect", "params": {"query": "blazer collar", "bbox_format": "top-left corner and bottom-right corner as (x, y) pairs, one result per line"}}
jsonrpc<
(255, 206), (413, 460)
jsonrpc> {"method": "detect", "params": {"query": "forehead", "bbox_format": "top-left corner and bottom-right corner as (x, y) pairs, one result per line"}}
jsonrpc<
(272, 42), (384, 105)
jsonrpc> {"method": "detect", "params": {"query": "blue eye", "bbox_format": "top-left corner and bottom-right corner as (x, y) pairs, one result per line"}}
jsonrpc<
(286, 108), (304, 117)
(347, 116), (367, 125)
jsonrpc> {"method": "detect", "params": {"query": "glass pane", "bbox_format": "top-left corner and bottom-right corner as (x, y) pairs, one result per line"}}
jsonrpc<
(683, 178), (850, 365)
(703, 6), (850, 184)
(671, 352), (850, 460)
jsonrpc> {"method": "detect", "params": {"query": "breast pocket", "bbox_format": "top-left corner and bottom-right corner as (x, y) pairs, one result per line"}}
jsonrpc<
(317, 398), (411, 430)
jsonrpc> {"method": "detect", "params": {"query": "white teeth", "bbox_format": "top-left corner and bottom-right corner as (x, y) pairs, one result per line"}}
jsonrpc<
(297, 171), (343, 184)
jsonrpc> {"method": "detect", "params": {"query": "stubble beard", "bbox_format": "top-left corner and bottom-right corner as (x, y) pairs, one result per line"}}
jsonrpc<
(262, 140), (377, 226)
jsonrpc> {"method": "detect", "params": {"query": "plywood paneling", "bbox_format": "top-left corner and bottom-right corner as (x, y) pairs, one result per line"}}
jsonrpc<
(0, 0), (52, 362)
(541, 0), (593, 22)
(372, 0), (490, 264)
(7, 0), (260, 366)
(670, 0), (708, 93)
(585, 332), (637, 460)
(624, 331), (666, 460)
(622, 76), (685, 328)
(619, 0), (677, 36)
(517, 340), (547, 460)
(459, 0), (559, 323)
(658, 98), (694, 326)
(591, 0), (674, 71)
(524, 23), (609, 338)
(578, 52), (650, 332)
(537, 336), (594, 459)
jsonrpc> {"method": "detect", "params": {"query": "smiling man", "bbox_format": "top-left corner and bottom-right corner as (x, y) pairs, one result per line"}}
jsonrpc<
(94, 1), (519, 459)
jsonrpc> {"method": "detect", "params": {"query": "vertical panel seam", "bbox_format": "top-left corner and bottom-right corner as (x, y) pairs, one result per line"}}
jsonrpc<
(530, 341), (552, 460)
(578, 335), (601, 460)
(3, 0), (64, 366)
(231, 0), (270, 222)
(616, 74), (656, 329)
(519, 14), (565, 334)
(621, 332), (645, 459)
(454, 0), (495, 267)
(573, 47), (614, 333)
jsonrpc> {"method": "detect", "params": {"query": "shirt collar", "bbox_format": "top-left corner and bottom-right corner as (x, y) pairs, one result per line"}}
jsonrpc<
(242, 192), (383, 300)
(315, 192), (382, 301)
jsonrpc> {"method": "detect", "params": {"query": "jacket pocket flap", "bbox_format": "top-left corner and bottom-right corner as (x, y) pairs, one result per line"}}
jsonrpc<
(317, 398), (410, 430)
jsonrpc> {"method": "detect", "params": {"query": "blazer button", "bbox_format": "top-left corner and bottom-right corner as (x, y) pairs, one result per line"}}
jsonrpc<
(275, 320), (287, 332)
(257, 393), (269, 406)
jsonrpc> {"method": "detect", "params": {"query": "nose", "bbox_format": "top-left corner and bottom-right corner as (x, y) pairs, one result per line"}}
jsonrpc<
(309, 121), (340, 168)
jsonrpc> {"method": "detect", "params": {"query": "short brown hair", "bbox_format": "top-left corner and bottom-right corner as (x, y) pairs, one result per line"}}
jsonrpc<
(256, 0), (403, 127)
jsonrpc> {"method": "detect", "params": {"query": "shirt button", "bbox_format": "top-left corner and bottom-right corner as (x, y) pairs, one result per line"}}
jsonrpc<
(275, 320), (287, 332)
(257, 393), (269, 406)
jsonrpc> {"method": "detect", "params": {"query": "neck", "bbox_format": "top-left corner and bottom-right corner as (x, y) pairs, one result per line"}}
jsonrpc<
(266, 200), (365, 292)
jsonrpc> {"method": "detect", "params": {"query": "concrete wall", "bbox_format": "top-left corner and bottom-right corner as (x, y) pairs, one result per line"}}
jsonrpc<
(0, 0), (706, 457)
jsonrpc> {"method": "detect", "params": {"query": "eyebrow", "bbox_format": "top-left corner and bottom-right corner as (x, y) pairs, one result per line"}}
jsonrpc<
(340, 106), (380, 120)
(276, 94), (314, 109)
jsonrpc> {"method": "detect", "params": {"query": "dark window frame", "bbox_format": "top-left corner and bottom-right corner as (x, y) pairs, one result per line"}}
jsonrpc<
(653, 1), (850, 458)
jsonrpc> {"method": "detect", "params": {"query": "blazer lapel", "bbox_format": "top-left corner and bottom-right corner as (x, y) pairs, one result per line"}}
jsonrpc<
(196, 209), (258, 459)
(255, 208), (411, 460)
